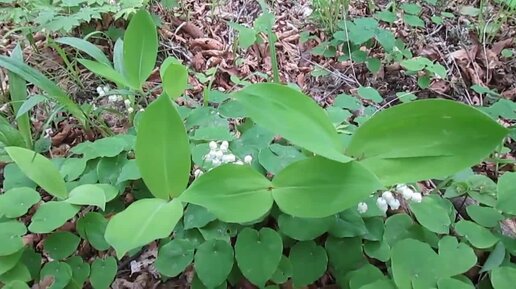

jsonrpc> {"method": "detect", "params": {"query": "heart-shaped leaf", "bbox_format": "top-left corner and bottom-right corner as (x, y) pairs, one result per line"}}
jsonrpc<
(29, 202), (80, 234)
(65, 184), (106, 211)
(155, 239), (195, 278)
(437, 236), (477, 276)
(194, 240), (234, 288)
(325, 236), (365, 274)
(496, 172), (516, 215)
(235, 228), (283, 287)
(289, 241), (327, 287)
(136, 94), (191, 199)
(0, 187), (40, 218)
(90, 257), (117, 289)
(438, 277), (474, 289)
(65, 256), (90, 289)
(76, 212), (109, 251)
(105, 199), (183, 258)
(410, 195), (453, 234)
(44, 232), (80, 260)
(347, 99), (508, 185)
(277, 214), (334, 241)
(40, 261), (73, 289)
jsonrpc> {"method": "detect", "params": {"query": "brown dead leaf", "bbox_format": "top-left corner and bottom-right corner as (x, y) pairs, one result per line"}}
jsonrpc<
(190, 38), (224, 51)
(491, 38), (514, 55)
(429, 80), (449, 94)
(192, 52), (204, 71)
(32, 276), (54, 289)
(502, 87), (516, 100)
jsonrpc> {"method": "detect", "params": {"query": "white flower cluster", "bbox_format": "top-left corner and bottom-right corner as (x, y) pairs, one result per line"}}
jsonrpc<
(97, 85), (124, 104)
(204, 141), (252, 167)
(396, 184), (422, 203)
(124, 99), (134, 113)
(374, 184), (423, 214)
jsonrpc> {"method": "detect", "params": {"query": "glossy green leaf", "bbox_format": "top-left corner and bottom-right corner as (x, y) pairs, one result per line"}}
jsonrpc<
(409, 195), (453, 234)
(289, 241), (328, 287)
(136, 94), (191, 199)
(194, 239), (234, 288)
(29, 201), (79, 233)
(329, 209), (368, 237)
(183, 204), (217, 230)
(481, 242), (505, 273)
(21, 248), (41, 281)
(0, 187), (40, 218)
(76, 212), (110, 251)
(8, 45), (31, 148)
(0, 116), (25, 148)
(65, 184), (106, 211)
(90, 257), (117, 289)
(235, 228), (283, 287)
(347, 99), (508, 185)
(0, 263), (31, 283)
(180, 164), (273, 223)
(56, 37), (111, 66)
(123, 10), (158, 89)
(455, 220), (498, 249)
(162, 63), (188, 100)
(105, 198), (183, 258)
(44, 232), (80, 260)
(233, 83), (350, 163)
(40, 261), (73, 289)
(496, 172), (516, 215)
(491, 266), (516, 289)
(466, 205), (504, 227)
(278, 214), (334, 241)
(155, 239), (195, 277)
(6, 147), (67, 199)
(364, 240), (390, 262)
(0, 55), (86, 125)
(272, 157), (382, 218)
(77, 59), (133, 89)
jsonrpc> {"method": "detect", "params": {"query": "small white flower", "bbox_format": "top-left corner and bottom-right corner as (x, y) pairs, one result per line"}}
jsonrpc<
(376, 197), (388, 213)
(193, 169), (203, 178)
(96, 86), (103, 94)
(235, 160), (244, 165)
(381, 191), (395, 202)
(103, 85), (110, 92)
(212, 159), (221, 166)
(214, 150), (224, 159)
(244, 155), (253, 164)
(127, 107), (134, 113)
(209, 141), (218, 150)
(396, 184), (414, 200)
(99, 90), (106, 97)
(116, 95), (123, 102)
(124, 99), (131, 107)
(411, 192), (423, 203)
(222, 154), (236, 163)
(357, 202), (368, 214)
(139, 108), (144, 112)
(388, 199), (401, 210)
(220, 141), (229, 152)
(108, 95), (118, 102)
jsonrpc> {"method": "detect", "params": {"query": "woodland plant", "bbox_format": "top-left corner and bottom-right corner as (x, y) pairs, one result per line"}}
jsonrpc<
(1, 8), (516, 289)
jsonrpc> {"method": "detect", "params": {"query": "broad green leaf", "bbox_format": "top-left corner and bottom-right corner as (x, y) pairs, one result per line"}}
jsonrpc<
(409, 195), (453, 234)
(0, 263), (31, 283)
(65, 184), (106, 211)
(0, 187), (40, 218)
(6, 147), (67, 199)
(364, 240), (390, 262)
(16, 95), (46, 120)
(358, 86), (383, 103)
(455, 220), (498, 249)
(496, 172), (516, 214)
(56, 37), (111, 66)
(104, 198), (183, 258)
(347, 264), (385, 289)
(40, 261), (73, 289)
(228, 22), (257, 49)
(123, 10), (158, 89)
(9, 45), (31, 148)
(162, 63), (188, 100)
(289, 241), (327, 288)
(272, 157), (382, 218)
(183, 204), (217, 230)
(491, 266), (516, 289)
(90, 257), (117, 289)
(194, 239), (234, 288)
(235, 228), (283, 287)
(271, 256), (292, 284)
(65, 256), (90, 289)
(466, 205), (504, 227)
(363, 217), (385, 241)
(359, 279), (397, 289)
(438, 277), (474, 289)
(0, 55), (86, 125)
(29, 201), (80, 233)
(77, 59), (134, 89)
(76, 212), (110, 251)
(0, 116), (25, 148)
(437, 236), (477, 276)
(43, 232), (80, 260)
(180, 164), (273, 223)
(155, 239), (195, 277)
(329, 209), (368, 237)
(233, 83), (351, 163)
(347, 99), (508, 185)
(278, 214), (334, 241)
(0, 250), (23, 275)
(481, 242), (505, 273)
(113, 39), (125, 75)
(136, 94), (191, 199)
(3, 280), (30, 289)
(20, 248), (41, 281)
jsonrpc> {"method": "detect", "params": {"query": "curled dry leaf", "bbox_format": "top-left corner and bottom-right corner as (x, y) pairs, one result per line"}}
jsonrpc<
(190, 38), (224, 51)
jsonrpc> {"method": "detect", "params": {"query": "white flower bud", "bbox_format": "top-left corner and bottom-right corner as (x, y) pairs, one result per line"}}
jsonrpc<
(357, 202), (368, 214)
(139, 108), (144, 112)
(214, 150), (223, 159)
(244, 155), (253, 164)
(212, 159), (221, 166)
(96, 86), (103, 94)
(376, 197), (388, 213)
(388, 199), (401, 210)
(401, 189), (414, 200)
(235, 160), (244, 165)
(381, 191), (395, 202)
(220, 141), (229, 152)
(194, 169), (203, 178)
(411, 192), (423, 203)
(209, 141), (218, 150)
(103, 85), (110, 92)
(124, 99), (131, 107)
(116, 95), (123, 102)
(222, 154), (236, 163)
(99, 90), (106, 97)
(127, 107), (134, 113)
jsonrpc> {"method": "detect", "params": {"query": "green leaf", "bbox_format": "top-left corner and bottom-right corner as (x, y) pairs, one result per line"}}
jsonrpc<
(29, 201), (79, 233)
(16, 95), (46, 120)
(271, 157), (382, 218)
(90, 257), (117, 289)
(0, 187), (40, 218)
(44, 232), (80, 260)
(0, 263), (31, 283)
(155, 239), (195, 277)
(491, 266), (516, 289)
(289, 241), (327, 288)
(401, 3), (422, 15)
(233, 83), (350, 163)
(358, 86), (383, 103)
(437, 236), (477, 276)
(0, 250), (23, 276)
(271, 256), (292, 284)
(5, 147), (68, 199)
(180, 164), (273, 223)
(104, 198), (183, 258)
(123, 10), (158, 89)
(40, 261), (73, 289)
(346, 99), (508, 185)
(183, 204), (217, 230)
(455, 220), (498, 249)
(77, 59), (134, 89)
(438, 278), (474, 289)
(496, 172), (516, 214)
(403, 14), (425, 27)
(329, 209), (368, 237)
(3, 280), (30, 289)
(325, 236), (365, 274)
(162, 63), (188, 100)
(56, 37), (111, 66)
(228, 22), (257, 49)
(136, 94), (191, 199)
(9, 45), (31, 148)
(409, 195), (453, 234)
(466, 205), (503, 227)
(65, 256), (90, 289)
(0, 55), (86, 125)
(65, 184), (106, 211)
(0, 116), (25, 148)
(278, 214), (334, 241)
(364, 240), (390, 262)
(235, 228), (283, 287)
(76, 212), (110, 251)
(194, 240), (234, 288)
(481, 242), (505, 273)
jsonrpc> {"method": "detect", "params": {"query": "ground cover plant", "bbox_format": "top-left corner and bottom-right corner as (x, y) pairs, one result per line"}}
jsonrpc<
(0, 1), (516, 289)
